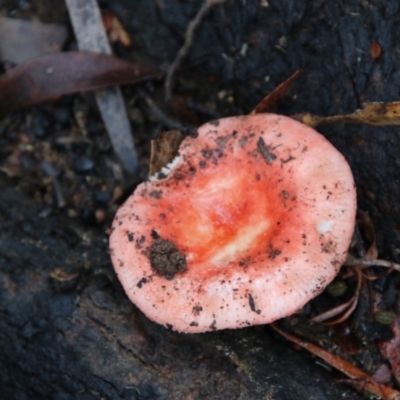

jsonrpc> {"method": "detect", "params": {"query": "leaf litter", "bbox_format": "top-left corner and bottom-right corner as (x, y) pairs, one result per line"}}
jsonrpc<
(148, 75), (400, 396)
(274, 210), (400, 398)
(1, 4), (400, 396)
(66, 0), (140, 174)
(0, 51), (159, 120)
(0, 16), (67, 65)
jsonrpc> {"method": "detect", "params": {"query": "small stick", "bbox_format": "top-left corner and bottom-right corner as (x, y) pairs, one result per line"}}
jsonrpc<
(137, 89), (194, 132)
(164, 0), (227, 101)
(345, 256), (400, 273)
(65, 0), (138, 174)
(271, 324), (400, 400)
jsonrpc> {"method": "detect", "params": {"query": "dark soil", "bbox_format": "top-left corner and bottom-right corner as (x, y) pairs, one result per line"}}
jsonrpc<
(1, 0), (400, 399)
(149, 238), (187, 278)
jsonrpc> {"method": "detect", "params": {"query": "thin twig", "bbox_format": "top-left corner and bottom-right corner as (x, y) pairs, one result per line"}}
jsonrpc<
(164, 0), (227, 101)
(345, 256), (400, 273)
(41, 161), (66, 208)
(137, 89), (194, 132)
(271, 324), (400, 400)
(310, 268), (362, 325)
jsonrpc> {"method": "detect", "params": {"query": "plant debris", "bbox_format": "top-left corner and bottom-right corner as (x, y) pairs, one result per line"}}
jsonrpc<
(0, 17), (67, 65)
(310, 268), (362, 325)
(292, 101), (400, 128)
(0, 52), (158, 120)
(250, 70), (301, 114)
(102, 12), (131, 47)
(66, 0), (148, 174)
(149, 129), (185, 177)
(164, 0), (227, 101)
(271, 324), (400, 400)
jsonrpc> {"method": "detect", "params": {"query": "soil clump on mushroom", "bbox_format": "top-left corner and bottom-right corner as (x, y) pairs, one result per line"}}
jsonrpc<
(149, 238), (187, 278)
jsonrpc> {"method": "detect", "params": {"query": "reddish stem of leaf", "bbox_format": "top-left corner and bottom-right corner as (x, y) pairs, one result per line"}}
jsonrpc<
(250, 70), (302, 114)
(271, 324), (400, 400)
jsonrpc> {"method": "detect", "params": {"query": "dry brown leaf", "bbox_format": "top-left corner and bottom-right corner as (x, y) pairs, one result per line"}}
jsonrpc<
(102, 12), (131, 47)
(357, 211), (379, 260)
(345, 212), (400, 272)
(373, 364), (393, 384)
(250, 70), (302, 114)
(372, 267), (400, 387)
(310, 268), (362, 325)
(370, 42), (382, 60)
(271, 324), (400, 400)
(292, 101), (400, 128)
(379, 319), (400, 386)
(0, 148), (22, 178)
(149, 130), (185, 177)
(0, 17), (67, 65)
(0, 51), (159, 120)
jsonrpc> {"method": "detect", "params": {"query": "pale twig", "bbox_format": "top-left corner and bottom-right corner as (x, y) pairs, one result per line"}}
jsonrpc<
(137, 89), (194, 132)
(164, 0), (227, 101)
(345, 256), (400, 273)
(310, 268), (362, 325)
(66, 0), (138, 174)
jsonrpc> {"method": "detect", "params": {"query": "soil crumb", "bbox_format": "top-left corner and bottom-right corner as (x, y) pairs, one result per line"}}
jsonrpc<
(149, 238), (187, 279)
(257, 137), (277, 165)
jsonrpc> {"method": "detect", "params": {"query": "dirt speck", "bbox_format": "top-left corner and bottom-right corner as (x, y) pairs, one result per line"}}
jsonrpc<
(149, 238), (187, 278)
(320, 240), (335, 254)
(137, 277), (148, 288)
(268, 248), (282, 259)
(281, 190), (290, 199)
(192, 305), (203, 315)
(149, 190), (162, 199)
(248, 293), (261, 314)
(151, 230), (160, 239)
(257, 137), (277, 165)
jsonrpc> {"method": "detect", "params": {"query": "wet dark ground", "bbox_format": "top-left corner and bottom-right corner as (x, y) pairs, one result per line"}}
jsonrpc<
(1, 0), (400, 399)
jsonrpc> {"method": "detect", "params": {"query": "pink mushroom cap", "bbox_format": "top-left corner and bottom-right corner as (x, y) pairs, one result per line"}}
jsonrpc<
(110, 114), (357, 333)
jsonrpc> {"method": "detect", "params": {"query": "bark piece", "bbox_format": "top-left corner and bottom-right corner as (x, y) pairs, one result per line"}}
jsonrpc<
(0, 175), (361, 399)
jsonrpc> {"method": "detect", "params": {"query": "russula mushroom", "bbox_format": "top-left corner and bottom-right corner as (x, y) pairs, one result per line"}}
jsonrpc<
(110, 114), (356, 333)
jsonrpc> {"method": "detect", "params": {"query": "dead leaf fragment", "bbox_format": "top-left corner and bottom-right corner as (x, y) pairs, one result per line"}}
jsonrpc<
(310, 268), (362, 325)
(370, 42), (382, 60)
(0, 17), (67, 65)
(271, 324), (400, 400)
(0, 51), (159, 119)
(0, 148), (22, 177)
(292, 101), (400, 128)
(373, 364), (393, 384)
(251, 70), (301, 114)
(102, 12), (131, 47)
(66, 0), (141, 174)
(358, 211), (379, 261)
(379, 319), (400, 386)
(149, 130), (185, 177)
